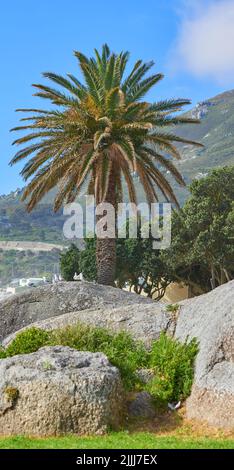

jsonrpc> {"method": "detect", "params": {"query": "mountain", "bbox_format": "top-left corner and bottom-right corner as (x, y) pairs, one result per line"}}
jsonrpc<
(173, 89), (234, 201)
(0, 191), (67, 244)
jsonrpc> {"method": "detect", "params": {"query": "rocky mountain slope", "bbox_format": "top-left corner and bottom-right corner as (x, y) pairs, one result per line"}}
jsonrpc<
(173, 89), (234, 200)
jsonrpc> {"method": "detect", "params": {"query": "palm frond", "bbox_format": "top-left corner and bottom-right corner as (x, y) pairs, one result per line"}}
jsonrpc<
(128, 74), (164, 102)
(122, 60), (154, 93)
(42, 72), (85, 100)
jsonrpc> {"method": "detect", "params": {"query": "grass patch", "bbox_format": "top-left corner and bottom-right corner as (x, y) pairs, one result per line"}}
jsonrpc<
(0, 433), (233, 449)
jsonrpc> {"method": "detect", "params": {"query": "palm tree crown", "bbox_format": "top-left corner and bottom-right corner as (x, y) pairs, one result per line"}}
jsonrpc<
(10, 44), (201, 211)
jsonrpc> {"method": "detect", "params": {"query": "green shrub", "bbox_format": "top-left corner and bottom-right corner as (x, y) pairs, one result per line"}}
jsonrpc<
(100, 330), (149, 389)
(50, 325), (148, 389)
(51, 323), (113, 352)
(146, 333), (198, 404)
(5, 327), (51, 357)
(1, 325), (198, 403)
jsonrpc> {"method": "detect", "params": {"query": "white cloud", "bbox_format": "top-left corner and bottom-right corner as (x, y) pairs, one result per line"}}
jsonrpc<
(172, 0), (234, 84)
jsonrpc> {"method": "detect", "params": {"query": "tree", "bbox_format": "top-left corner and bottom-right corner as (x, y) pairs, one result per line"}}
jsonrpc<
(60, 244), (80, 281)
(10, 44), (201, 286)
(80, 230), (172, 299)
(162, 166), (234, 293)
(117, 235), (172, 299)
(79, 238), (97, 281)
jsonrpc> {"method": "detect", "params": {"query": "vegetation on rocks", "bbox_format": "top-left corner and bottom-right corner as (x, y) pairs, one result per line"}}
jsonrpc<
(146, 334), (198, 403)
(0, 325), (198, 404)
(3, 327), (51, 357)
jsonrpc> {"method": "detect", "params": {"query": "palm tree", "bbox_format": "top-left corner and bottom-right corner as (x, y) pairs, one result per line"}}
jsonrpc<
(10, 44), (201, 286)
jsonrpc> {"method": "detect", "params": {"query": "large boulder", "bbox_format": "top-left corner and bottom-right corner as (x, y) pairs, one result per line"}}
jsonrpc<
(2, 303), (174, 349)
(0, 281), (152, 342)
(0, 346), (123, 436)
(175, 281), (234, 429)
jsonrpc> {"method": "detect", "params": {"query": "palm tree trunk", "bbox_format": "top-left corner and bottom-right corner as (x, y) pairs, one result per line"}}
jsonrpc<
(96, 169), (117, 286)
(96, 237), (116, 285)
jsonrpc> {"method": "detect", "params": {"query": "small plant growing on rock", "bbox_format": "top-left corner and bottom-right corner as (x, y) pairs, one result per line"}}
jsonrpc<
(6, 327), (51, 357)
(166, 304), (179, 313)
(41, 360), (53, 371)
(4, 386), (19, 403)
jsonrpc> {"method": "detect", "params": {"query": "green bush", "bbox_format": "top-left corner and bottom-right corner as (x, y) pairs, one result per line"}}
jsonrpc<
(100, 330), (149, 389)
(50, 325), (148, 389)
(5, 327), (51, 357)
(146, 333), (198, 404)
(51, 323), (113, 352)
(1, 325), (198, 404)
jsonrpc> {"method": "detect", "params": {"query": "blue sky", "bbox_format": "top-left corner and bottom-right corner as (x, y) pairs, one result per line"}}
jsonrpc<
(1, 0), (234, 194)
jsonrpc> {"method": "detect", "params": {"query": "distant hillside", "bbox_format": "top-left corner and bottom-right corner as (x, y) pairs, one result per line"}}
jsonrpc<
(173, 89), (234, 201)
(0, 241), (64, 252)
(0, 249), (61, 286)
(0, 193), (67, 244)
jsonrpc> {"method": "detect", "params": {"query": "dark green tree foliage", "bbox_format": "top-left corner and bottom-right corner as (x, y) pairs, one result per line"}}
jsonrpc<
(116, 228), (171, 298)
(162, 166), (234, 293)
(79, 238), (97, 281)
(79, 228), (171, 299)
(60, 243), (80, 281)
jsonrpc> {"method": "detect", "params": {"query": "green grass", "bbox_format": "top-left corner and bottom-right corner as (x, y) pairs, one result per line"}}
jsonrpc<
(0, 433), (233, 449)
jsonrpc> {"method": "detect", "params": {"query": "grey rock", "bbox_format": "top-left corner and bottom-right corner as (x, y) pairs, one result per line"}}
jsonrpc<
(0, 281), (153, 342)
(2, 303), (172, 348)
(175, 281), (234, 429)
(136, 368), (155, 384)
(0, 346), (123, 436)
(127, 391), (156, 419)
